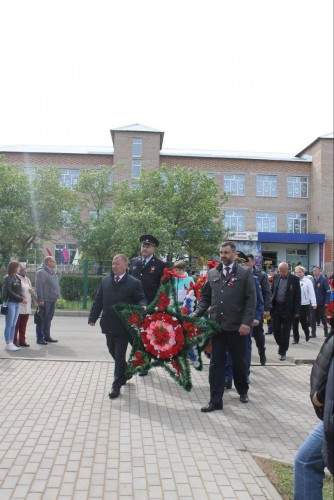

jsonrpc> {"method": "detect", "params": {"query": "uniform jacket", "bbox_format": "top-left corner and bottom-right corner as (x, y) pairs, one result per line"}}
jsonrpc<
(129, 255), (166, 304)
(195, 261), (256, 331)
(35, 265), (60, 303)
(88, 271), (147, 336)
(313, 274), (331, 306)
(252, 266), (272, 311)
(271, 273), (301, 317)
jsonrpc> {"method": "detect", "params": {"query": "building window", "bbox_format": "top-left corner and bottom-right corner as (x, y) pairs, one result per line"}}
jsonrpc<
(256, 175), (277, 197)
(287, 176), (308, 198)
(224, 174), (245, 196)
(59, 169), (80, 187)
(256, 211), (277, 232)
(207, 172), (214, 179)
(55, 244), (77, 265)
(287, 213), (307, 233)
(132, 160), (141, 178)
(286, 249), (308, 270)
(132, 138), (142, 158)
(224, 210), (245, 231)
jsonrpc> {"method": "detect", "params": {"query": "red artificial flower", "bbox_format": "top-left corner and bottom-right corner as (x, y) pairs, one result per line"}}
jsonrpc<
(132, 351), (145, 367)
(128, 314), (142, 328)
(157, 292), (170, 311)
(171, 360), (181, 375)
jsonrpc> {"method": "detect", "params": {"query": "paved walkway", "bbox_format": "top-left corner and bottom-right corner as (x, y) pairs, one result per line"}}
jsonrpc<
(0, 314), (330, 499)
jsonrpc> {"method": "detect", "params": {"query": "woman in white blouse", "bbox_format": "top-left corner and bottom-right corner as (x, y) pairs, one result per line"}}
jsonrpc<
(14, 264), (34, 347)
(292, 265), (317, 344)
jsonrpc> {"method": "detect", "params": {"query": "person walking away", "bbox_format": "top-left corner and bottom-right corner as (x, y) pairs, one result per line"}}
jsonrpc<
(14, 263), (34, 347)
(88, 254), (147, 399)
(245, 253), (271, 365)
(292, 265), (317, 344)
(271, 262), (301, 361)
(192, 241), (256, 412)
(311, 266), (331, 338)
(2, 260), (28, 351)
(35, 256), (60, 344)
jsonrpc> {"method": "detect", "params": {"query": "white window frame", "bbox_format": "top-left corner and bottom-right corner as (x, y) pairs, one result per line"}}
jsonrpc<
(132, 160), (141, 179)
(287, 176), (308, 198)
(256, 211), (277, 232)
(58, 168), (80, 188)
(224, 174), (245, 196)
(132, 138), (142, 158)
(224, 210), (245, 231)
(256, 175), (277, 197)
(287, 213), (308, 234)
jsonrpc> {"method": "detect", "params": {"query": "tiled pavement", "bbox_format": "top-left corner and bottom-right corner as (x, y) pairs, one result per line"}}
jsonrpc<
(0, 315), (330, 499)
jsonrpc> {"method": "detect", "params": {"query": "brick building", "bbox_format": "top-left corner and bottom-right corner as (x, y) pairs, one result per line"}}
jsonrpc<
(1, 124), (333, 273)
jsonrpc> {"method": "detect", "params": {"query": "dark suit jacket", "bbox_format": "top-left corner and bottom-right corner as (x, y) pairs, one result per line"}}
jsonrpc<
(271, 273), (301, 317)
(196, 261), (257, 331)
(88, 272), (146, 336)
(129, 255), (166, 304)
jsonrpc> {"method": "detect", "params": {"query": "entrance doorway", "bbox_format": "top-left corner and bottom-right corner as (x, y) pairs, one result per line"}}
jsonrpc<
(262, 252), (277, 270)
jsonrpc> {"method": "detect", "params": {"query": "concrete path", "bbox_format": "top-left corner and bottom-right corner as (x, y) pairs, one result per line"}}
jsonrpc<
(0, 314), (330, 499)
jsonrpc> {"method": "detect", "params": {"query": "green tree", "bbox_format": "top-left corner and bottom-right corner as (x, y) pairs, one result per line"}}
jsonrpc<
(0, 160), (78, 260)
(111, 164), (228, 263)
(70, 166), (117, 262)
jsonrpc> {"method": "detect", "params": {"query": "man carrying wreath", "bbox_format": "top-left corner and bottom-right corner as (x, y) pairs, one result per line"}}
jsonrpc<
(192, 241), (256, 412)
(88, 254), (147, 399)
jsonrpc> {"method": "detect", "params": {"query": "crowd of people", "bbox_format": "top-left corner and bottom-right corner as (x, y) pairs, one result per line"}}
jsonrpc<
(1, 237), (333, 496)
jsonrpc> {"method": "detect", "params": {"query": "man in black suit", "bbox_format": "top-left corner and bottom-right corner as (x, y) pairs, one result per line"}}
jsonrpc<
(88, 254), (146, 399)
(129, 234), (167, 304)
(271, 262), (301, 361)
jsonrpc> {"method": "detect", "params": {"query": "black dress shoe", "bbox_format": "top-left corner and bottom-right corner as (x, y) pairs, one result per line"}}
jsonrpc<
(292, 340), (299, 344)
(45, 338), (58, 343)
(224, 379), (232, 389)
(310, 334), (316, 338)
(108, 388), (120, 399)
(201, 402), (223, 412)
(139, 370), (148, 377)
(37, 340), (48, 345)
(240, 394), (249, 403)
(19, 343), (30, 347)
(259, 352), (267, 365)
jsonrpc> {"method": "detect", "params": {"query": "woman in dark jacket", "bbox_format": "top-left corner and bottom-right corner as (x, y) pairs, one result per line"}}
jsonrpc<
(3, 260), (27, 351)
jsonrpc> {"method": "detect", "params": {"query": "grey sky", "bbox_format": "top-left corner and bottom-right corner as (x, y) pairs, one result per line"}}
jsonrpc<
(0, 0), (333, 154)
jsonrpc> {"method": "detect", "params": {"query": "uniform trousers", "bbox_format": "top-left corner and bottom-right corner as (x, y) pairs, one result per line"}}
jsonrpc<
(311, 305), (328, 336)
(293, 304), (310, 342)
(105, 333), (129, 390)
(209, 330), (248, 404)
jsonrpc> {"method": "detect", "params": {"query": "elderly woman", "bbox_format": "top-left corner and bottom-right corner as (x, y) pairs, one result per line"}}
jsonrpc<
(2, 260), (28, 351)
(292, 265), (317, 344)
(13, 263), (34, 347)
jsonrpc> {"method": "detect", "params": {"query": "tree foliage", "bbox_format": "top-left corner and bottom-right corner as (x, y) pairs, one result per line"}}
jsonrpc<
(0, 160), (78, 260)
(111, 165), (228, 261)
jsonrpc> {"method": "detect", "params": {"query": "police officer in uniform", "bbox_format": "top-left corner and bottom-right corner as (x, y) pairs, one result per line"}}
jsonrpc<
(129, 234), (167, 375)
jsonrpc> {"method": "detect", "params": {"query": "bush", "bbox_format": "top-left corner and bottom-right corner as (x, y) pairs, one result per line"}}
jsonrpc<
(59, 274), (103, 301)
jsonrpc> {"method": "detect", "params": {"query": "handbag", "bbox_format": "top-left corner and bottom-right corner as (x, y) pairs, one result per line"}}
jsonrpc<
(1, 303), (8, 315)
(34, 307), (44, 325)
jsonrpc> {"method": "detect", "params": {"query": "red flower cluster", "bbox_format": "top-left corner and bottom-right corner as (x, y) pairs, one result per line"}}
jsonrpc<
(128, 314), (142, 328)
(157, 292), (170, 311)
(182, 321), (201, 338)
(141, 312), (184, 359)
(132, 351), (146, 367)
